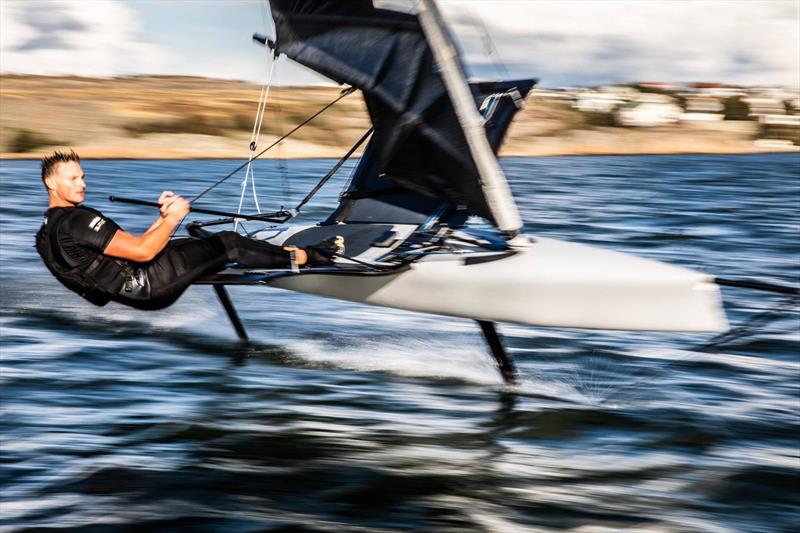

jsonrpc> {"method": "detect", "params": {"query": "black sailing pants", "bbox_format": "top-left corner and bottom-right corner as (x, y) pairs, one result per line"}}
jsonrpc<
(112, 231), (291, 310)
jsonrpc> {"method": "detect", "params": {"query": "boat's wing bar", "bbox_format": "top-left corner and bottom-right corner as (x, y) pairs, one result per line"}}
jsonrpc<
(715, 277), (800, 296)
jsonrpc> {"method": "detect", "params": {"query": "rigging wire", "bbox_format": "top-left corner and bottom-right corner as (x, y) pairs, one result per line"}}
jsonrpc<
(188, 86), (356, 205)
(293, 128), (373, 214)
(465, 4), (509, 79)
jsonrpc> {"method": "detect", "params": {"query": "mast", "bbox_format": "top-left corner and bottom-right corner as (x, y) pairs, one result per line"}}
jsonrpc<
(416, 0), (524, 240)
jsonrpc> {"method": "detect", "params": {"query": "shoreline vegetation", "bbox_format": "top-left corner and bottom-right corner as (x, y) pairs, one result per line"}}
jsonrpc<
(1, 75), (798, 160)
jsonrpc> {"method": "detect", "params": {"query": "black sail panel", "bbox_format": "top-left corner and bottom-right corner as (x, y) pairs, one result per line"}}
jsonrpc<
(270, 0), (535, 225)
(326, 80), (536, 226)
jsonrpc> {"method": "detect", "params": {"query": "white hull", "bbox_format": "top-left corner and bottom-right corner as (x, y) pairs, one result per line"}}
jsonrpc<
(266, 235), (728, 332)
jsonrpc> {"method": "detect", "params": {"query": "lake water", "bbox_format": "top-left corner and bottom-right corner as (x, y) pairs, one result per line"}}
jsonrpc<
(1, 154), (798, 532)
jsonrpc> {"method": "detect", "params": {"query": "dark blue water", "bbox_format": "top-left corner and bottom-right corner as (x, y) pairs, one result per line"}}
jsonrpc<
(1, 154), (798, 532)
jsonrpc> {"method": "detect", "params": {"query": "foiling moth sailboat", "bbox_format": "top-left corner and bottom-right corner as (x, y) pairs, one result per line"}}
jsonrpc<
(113, 0), (797, 384)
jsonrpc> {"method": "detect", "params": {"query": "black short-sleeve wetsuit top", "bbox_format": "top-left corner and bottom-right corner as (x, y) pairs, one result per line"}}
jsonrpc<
(55, 206), (120, 267)
(38, 205), (291, 310)
(37, 206), (129, 304)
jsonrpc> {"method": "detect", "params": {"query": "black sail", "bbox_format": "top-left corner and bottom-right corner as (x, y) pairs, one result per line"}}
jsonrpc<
(270, 0), (535, 226)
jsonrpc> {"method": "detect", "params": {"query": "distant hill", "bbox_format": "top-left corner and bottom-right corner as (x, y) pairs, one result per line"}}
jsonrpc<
(0, 75), (791, 159)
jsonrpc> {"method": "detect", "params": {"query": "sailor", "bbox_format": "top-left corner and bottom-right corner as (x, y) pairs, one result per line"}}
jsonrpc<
(36, 150), (331, 310)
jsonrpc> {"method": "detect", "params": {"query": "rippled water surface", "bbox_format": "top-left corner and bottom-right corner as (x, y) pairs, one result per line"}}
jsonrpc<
(1, 154), (798, 532)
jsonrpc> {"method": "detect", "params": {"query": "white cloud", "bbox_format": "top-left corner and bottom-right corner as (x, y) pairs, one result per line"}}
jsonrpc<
(1, 0), (797, 87)
(0, 0), (174, 77)
(441, 0), (800, 86)
(0, 0), (330, 85)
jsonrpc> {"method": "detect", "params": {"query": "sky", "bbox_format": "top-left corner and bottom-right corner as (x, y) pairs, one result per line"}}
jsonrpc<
(1, 0), (798, 88)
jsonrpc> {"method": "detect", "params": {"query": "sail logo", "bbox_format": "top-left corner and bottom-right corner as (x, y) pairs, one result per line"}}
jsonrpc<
(88, 216), (106, 233)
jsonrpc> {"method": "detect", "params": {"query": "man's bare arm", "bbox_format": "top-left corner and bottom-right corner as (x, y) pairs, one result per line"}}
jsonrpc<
(143, 191), (177, 234)
(103, 195), (190, 263)
(144, 216), (166, 234)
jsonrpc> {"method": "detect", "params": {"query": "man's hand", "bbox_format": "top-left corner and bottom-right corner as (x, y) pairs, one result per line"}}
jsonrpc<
(105, 193), (190, 263)
(157, 190), (190, 222)
(158, 190), (176, 218)
(162, 195), (190, 223)
(158, 190), (175, 204)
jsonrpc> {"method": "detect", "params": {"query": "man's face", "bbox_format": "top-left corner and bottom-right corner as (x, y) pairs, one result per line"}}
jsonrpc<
(46, 161), (85, 205)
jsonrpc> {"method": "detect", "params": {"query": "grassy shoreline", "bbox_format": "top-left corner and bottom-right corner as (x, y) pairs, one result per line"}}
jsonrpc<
(2, 75), (797, 159)
(3, 149), (795, 161)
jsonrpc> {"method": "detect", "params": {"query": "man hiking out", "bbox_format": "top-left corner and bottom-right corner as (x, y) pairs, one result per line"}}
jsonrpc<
(36, 150), (333, 310)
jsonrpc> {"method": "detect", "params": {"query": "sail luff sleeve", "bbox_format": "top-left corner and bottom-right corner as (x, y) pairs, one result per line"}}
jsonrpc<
(416, 0), (522, 237)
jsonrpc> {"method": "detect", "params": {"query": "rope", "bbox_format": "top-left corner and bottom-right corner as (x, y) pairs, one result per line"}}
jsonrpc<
(235, 53), (276, 231)
(189, 86), (356, 205)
